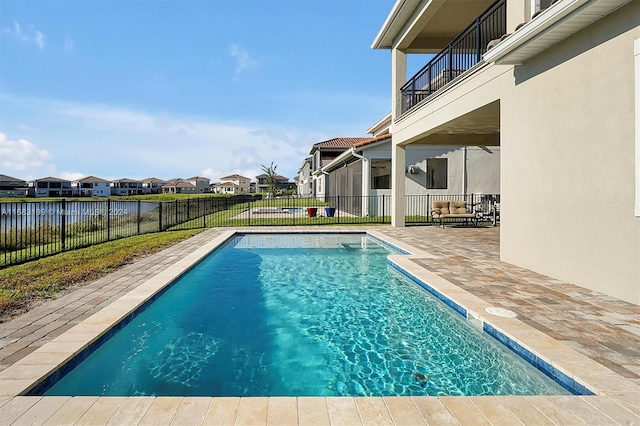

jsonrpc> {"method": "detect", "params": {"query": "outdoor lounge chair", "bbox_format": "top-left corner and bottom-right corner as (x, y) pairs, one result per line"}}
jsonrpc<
(431, 200), (478, 227)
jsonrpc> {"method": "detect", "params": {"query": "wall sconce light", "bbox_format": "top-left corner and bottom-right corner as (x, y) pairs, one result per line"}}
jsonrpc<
(406, 165), (420, 174)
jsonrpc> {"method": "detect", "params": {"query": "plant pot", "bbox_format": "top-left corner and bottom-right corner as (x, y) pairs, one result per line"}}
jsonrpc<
(325, 207), (336, 217)
(307, 207), (317, 218)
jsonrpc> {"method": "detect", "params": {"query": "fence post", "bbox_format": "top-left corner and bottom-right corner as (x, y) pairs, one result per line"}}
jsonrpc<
(61, 198), (66, 250)
(382, 195), (385, 224)
(426, 194), (430, 223)
(187, 198), (191, 220)
(106, 199), (111, 241)
(337, 196), (340, 224)
(175, 200), (178, 225)
(137, 200), (141, 234)
(247, 201), (251, 226)
(201, 198), (206, 228)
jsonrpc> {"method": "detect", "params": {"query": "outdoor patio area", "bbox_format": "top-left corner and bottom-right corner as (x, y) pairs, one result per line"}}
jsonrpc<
(0, 226), (638, 425)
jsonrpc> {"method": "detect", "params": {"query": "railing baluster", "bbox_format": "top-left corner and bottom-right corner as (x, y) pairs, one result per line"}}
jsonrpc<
(400, 0), (505, 114)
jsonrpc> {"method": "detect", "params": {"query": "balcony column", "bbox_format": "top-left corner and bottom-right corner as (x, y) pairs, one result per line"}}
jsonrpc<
(391, 48), (406, 120)
(391, 143), (406, 227)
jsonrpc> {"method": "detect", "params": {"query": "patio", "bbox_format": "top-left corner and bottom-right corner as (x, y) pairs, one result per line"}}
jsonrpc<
(0, 226), (638, 425)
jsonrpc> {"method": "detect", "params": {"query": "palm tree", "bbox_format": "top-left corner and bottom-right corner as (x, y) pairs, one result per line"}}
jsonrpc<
(261, 162), (278, 198)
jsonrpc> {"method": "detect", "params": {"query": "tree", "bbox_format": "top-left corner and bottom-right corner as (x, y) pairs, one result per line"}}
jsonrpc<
(261, 162), (278, 198)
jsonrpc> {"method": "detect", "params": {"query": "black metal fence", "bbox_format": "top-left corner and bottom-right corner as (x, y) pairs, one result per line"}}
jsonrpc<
(400, 0), (506, 113)
(0, 194), (499, 267)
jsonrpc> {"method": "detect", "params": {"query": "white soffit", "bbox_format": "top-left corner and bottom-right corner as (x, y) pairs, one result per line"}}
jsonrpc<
(483, 0), (634, 65)
(372, 0), (422, 49)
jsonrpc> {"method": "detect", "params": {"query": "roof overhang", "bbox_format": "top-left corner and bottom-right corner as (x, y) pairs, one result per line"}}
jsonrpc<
(483, 0), (633, 65)
(372, 0), (495, 52)
(366, 113), (392, 136)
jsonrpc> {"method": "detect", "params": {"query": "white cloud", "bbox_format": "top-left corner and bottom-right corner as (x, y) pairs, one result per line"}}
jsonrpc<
(4, 21), (45, 50)
(229, 44), (259, 75)
(0, 96), (367, 182)
(64, 36), (74, 53)
(59, 172), (85, 181)
(0, 132), (54, 179)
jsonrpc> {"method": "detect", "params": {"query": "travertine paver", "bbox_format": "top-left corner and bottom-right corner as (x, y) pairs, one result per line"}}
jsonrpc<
(325, 397), (362, 426)
(411, 396), (459, 425)
(297, 397), (330, 426)
(235, 397), (268, 425)
(43, 396), (98, 426)
(354, 397), (393, 426)
(266, 397), (298, 426)
(382, 396), (426, 425)
(0, 226), (640, 425)
(468, 396), (522, 426)
(440, 397), (491, 426)
(74, 397), (125, 426)
(172, 397), (211, 425)
(203, 397), (240, 425)
(106, 396), (154, 425)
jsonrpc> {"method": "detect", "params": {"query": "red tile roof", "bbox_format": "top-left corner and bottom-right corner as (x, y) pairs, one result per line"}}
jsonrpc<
(353, 134), (392, 148)
(220, 174), (250, 180)
(310, 137), (371, 154)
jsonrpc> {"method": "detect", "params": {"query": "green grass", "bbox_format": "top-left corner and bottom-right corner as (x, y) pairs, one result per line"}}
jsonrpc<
(0, 229), (203, 321)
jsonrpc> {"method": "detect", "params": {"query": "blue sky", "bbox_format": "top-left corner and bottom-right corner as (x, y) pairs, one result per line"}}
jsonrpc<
(0, 0), (402, 183)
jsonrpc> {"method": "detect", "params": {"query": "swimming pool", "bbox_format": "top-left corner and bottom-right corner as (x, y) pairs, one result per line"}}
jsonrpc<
(40, 233), (571, 397)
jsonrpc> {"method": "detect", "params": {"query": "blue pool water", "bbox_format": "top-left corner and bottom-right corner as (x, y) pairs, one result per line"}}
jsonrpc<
(43, 234), (570, 397)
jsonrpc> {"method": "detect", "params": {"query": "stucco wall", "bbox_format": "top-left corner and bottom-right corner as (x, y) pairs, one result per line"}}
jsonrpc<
(500, 2), (640, 304)
(366, 144), (501, 196)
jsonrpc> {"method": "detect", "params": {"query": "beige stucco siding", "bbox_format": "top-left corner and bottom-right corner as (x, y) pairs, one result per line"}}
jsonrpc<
(500, 2), (640, 304)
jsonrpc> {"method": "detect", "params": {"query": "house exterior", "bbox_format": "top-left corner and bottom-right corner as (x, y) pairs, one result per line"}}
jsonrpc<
(310, 137), (371, 200)
(318, 131), (500, 216)
(27, 177), (73, 198)
(219, 174), (251, 193)
(141, 177), (167, 194)
(72, 176), (110, 197)
(162, 178), (197, 194)
(212, 181), (239, 194)
(0, 174), (28, 198)
(186, 176), (211, 193)
(373, 0), (640, 304)
(110, 178), (144, 196)
(296, 157), (314, 197)
(255, 174), (295, 194)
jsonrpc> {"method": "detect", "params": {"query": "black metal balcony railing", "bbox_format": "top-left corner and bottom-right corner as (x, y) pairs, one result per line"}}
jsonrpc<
(400, 0), (507, 114)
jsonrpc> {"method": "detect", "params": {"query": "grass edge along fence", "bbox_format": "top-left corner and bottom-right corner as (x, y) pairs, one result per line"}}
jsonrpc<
(1, 193), (499, 267)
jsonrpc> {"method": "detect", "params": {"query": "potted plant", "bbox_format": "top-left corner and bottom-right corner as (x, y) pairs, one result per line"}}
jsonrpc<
(324, 206), (336, 217)
(307, 207), (318, 217)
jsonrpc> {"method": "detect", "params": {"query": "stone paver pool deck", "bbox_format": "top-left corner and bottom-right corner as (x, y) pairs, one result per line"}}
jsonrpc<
(0, 226), (639, 425)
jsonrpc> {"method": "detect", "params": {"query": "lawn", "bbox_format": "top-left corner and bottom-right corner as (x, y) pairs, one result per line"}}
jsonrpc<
(0, 229), (203, 322)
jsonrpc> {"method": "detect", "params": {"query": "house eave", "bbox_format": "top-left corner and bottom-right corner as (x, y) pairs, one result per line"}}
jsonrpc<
(483, 0), (633, 65)
(372, 0), (422, 49)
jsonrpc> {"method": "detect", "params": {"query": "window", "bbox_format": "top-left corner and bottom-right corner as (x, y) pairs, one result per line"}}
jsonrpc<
(371, 159), (391, 189)
(426, 158), (448, 189)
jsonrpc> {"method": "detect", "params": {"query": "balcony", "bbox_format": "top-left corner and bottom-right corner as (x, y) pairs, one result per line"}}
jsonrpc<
(400, 0), (506, 114)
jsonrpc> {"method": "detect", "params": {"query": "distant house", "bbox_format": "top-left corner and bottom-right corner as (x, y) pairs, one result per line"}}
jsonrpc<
(212, 181), (239, 195)
(185, 176), (211, 193)
(141, 177), (167, 194)
(28, 177), (73, 198)
(296, 157), (313, 197)
(309, 137), (371, 200)
(110, 178), (144, 196)
(0, 174), (28, 198)
(219, 174), (251, 193)
(162, 178), (197, 194)
(72, 176), (110, 197)
(255, 174), (295, 194)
